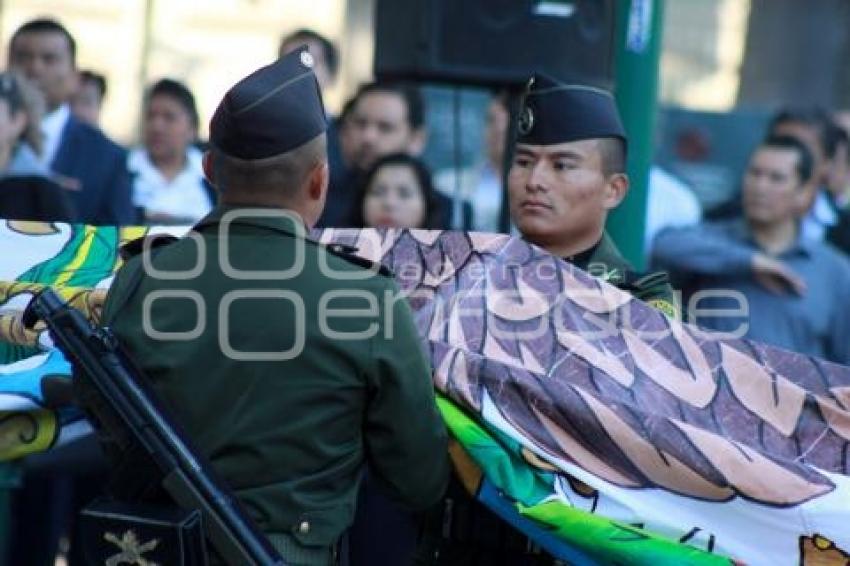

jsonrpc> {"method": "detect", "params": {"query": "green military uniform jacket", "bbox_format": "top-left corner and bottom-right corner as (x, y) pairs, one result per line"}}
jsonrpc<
(573, 231), (679, 318)
(101, 206), (450, 564)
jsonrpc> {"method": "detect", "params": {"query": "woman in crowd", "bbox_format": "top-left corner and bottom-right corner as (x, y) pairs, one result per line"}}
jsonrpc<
(346, 152), (443, 566)
(0, 72), (76, 222)
(350, 152), (442, 229)
(129, 78), (213, 224)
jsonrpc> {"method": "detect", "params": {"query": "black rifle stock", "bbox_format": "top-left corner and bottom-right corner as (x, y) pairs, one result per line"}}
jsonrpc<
(23, 288), (285, 566)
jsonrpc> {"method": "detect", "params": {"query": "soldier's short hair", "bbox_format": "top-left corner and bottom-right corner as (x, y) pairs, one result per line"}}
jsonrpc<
(210, 133), (327, 196)
(598, 137), (627, 176)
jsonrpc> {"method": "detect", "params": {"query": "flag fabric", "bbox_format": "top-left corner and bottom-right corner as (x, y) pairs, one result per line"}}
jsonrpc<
(1, 220), (849, 565)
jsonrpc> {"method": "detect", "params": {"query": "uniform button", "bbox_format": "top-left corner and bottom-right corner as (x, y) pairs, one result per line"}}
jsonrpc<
(298, 521), (310, 534)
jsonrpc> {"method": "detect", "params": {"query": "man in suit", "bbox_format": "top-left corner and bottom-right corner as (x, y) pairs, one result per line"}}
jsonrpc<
(8, 18), (135, 225)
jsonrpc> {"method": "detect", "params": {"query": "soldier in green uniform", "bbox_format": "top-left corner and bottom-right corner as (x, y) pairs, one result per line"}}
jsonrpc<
(414, 74), (675, 565)
(100, 48), (449, 565)
(509, 74), (677, 315)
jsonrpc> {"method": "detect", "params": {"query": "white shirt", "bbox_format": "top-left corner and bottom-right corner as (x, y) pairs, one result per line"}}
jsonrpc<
(472, 165), (504, 233)
(40, 103), (71, 168)
(128, 146), (212, 223)
(645, 166), (702, 254)
(801, 189), (838, 242)
(435, 162), (503, 232)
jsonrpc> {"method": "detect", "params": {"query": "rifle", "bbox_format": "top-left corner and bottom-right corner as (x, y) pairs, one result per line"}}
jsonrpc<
(23, 288), (285, 566)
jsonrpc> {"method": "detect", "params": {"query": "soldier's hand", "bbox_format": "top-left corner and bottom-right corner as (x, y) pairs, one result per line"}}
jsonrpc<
(751, 253), (807, 296)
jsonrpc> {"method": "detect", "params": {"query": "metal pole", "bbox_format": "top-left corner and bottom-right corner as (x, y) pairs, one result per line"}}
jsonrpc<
(607, 0), (665, 271)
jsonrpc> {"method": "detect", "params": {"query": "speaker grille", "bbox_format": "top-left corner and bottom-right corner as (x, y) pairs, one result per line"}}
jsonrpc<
(375, 0), (615, 87)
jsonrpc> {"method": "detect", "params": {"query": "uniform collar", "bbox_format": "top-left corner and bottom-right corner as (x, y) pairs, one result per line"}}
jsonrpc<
(566, 232), (632, 270)
(565, 242), (597, 271)
(194, 204), (310, 237)
(561, 232), (633, 284)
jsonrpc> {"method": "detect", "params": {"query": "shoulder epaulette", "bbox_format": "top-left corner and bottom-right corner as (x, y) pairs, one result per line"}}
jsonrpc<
(119, 234), (179, 262)
(621, 270), (679, 319)
(324, 243), (393, 277)
(106, 234), (181, 319)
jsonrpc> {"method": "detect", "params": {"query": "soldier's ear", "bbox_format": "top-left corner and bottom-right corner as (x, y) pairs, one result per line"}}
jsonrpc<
(603, 173), (629, 210)
(307, 159), (329, 201)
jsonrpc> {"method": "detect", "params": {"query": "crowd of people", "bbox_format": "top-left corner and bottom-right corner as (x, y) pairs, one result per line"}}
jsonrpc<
(651, 107), (850, 365)
(3, 12), (850, 566)
(0, 18), (504, 234)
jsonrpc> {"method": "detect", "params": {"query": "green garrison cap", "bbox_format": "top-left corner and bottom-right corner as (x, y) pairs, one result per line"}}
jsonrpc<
(210, 46), (327, 159)
(517, 73), (626, 147)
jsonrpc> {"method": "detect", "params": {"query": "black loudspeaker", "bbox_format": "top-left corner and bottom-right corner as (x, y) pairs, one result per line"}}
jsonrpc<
(374, 0), (616, 88)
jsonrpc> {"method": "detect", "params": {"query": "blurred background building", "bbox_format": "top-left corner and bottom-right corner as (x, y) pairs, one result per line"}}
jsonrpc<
(0, 0), (847, 209)
(0, 0), (846, 129)
(0, 0), (365, 142)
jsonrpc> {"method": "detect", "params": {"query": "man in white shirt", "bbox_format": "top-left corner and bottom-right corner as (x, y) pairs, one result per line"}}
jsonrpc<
(40, 103), (70, 169)
(645, 165), (702, 255)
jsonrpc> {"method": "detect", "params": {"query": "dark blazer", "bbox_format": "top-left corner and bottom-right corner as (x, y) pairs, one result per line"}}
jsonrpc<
(827, 209), (850, 255)
(316, 117), (354, 228)
(51, 115), (136, 225)
(0, 175), (77, 222)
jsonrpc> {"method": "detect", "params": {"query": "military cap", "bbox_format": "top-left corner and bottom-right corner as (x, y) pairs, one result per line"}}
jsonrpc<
(210, 46), (327, 160)
(516, 73), (626, 147)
